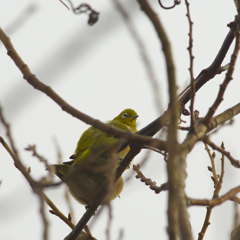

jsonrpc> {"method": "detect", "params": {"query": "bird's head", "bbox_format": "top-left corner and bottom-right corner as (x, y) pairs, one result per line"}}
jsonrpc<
(113, 109), (138, 130)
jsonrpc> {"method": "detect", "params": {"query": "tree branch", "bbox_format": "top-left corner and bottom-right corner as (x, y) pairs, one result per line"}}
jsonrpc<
(178, 21), (237, 106)
(188, 185), (240, 207)
(133, 164), (168, 193)
(135, 1), (181, 239)
(198, 143), (225, 240)
(185, 0), (196, 132)
(203, 137), (240, 168)
(204, 16), (240, 122)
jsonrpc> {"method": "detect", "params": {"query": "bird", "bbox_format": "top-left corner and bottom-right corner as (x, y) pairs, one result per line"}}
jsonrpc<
(53, 109), (138, 206)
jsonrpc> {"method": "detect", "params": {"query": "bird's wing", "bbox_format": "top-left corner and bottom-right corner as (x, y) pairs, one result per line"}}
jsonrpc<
(72, 126), (101, 159)
(69, 121), (131, 173)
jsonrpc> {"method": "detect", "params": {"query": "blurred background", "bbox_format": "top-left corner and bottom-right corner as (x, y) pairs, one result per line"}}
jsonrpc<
(0, 0), (240, 239)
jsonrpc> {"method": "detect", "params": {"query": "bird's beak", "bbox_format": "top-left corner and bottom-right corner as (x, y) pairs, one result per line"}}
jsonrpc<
(130, 115), (139, 119)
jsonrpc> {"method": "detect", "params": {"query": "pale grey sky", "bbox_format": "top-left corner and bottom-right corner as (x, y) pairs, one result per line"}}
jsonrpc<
(0, 1), (239, 240)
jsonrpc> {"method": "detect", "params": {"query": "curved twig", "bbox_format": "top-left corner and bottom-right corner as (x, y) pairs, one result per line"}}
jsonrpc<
(158, 0), (181, 10)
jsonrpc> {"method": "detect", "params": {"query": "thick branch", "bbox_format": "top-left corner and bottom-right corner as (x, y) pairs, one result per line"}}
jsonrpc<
(137, 20), (237, 139)
(207, 102), (240, 131)
(0, 27), (166, 153)
(136, 1), (180, 239)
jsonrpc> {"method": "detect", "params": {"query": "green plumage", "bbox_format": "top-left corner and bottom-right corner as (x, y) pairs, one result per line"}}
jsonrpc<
(53, 109), (138, 206)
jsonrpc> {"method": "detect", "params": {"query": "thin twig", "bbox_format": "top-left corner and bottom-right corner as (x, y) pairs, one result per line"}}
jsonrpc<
(39, 191), (49, 240)
(117, 229), (124, 240)
(204, 143), (218, 180)
(178, 126), (190, 131)
(106, 204), (112, 240)
(204, 15), (240, 122)
(178, 62), (229, 101)
(185, 0), (195, 132)
(198, 142), (225, 240)
(0, 136), (36, 189)
(233, 202), (239, 229)
(0, 106), (81, 239)
(188, 185), (240, 207)
(133, 164), (168, 193)
(1, 139), (50, 239)
(203, 137), (240, 168)
(25, 144), (55, 182)
(177, 21), (237, 106)
(0, 104), (19, 158)
(59, 0), (70, 10)
(44, 193), (75, 229)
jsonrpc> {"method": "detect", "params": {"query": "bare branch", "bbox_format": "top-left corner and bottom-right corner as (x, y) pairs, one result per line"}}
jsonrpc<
(0, 25), (170, 154)
(106, 204), (112, 240)
(135, 1), (180, 239)
(207, 102), (240, 131)
(204, 16), (240, 122)
(198, 143), (225, 240)
(0, 104), (20, 158)
(25, 144), (55, 182)
(188, 185), (240, 207)
(231, 196), (240, 204)
(44, 193), (75, 229)
(0, 135), (50, 240)
(185, 0), (196, 132)
(59, 0), (70, 10)
(203, 137), (240, 168)
(133, 164), (168, 193)
(204, 144), (218, 181)
(178, 21), (237, 106)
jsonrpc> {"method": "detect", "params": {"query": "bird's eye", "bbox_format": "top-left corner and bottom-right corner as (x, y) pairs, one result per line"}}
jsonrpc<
(122, 113), (128, 118)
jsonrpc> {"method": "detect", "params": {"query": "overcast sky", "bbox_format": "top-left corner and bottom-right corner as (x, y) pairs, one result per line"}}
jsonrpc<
(0, 0), (240, 240)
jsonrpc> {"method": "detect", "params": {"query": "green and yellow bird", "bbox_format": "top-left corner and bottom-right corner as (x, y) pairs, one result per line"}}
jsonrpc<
(53, 109), (138, 206)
